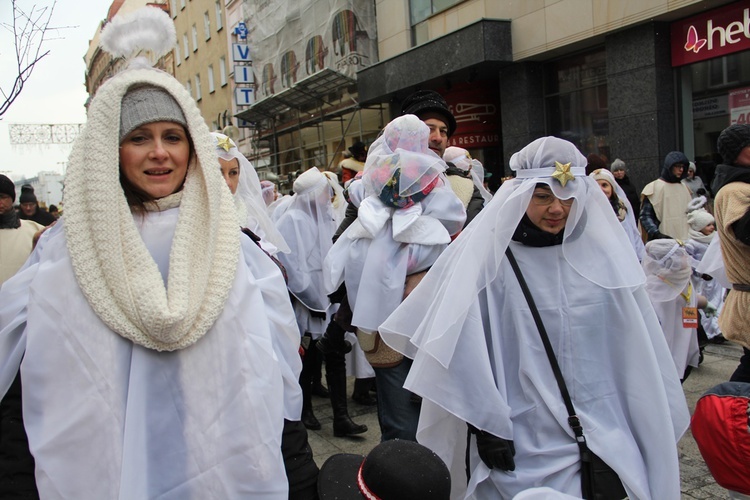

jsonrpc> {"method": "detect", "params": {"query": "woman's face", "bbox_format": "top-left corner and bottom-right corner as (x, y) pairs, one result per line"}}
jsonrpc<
(120, 121), (190, 199)
(700, 222), (715, 236)
(219, 157), (240, 194)
(596, 179), (613, 199)
(525, 185), (572, 235)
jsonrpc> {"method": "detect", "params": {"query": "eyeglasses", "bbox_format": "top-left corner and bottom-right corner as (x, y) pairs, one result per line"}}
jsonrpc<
(530, 191), (574, 207)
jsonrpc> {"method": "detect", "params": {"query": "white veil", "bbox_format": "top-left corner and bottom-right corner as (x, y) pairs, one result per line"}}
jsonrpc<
(211, 132), (290, 254)
(380, 136), (645, 366)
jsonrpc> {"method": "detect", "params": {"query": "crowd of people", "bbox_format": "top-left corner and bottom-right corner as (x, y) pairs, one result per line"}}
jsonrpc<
(2, 6), (750, 500)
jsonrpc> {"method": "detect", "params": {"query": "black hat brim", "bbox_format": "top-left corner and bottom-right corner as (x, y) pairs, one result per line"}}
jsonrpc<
(317, 453), (365, 500)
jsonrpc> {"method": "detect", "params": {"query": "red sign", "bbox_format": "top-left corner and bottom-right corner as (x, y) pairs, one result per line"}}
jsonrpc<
(671, 2), (750, 67)
(730, 86), (750, 125)
(440, 81), (501, 149)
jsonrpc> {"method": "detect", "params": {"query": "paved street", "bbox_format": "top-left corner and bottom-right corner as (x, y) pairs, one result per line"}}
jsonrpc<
(306, 342), (744, 498)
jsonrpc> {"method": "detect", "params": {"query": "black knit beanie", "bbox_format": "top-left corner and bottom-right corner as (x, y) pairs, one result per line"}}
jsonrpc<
(717, 124), (750, 165)
(401, 90), (457, 137)
(0, 174), (15, 202)
(19, 184), (37, 204)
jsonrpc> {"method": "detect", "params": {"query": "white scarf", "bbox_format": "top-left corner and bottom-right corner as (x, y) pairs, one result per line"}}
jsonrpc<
(63, 68), (240, 351)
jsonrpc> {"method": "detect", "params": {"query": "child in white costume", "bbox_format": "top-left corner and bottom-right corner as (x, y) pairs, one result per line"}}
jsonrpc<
(684, 196), (726, 341)
(0, 7), (301, 499)
(379, 136), (689, 499)
(325, 114), (466, 335)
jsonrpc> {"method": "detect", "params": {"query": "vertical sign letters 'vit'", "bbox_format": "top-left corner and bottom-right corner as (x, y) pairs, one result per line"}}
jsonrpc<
(671, 3), (750, 67)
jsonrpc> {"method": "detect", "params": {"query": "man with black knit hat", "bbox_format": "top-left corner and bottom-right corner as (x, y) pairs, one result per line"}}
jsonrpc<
(17, 184), (56, 226)
(711, 123), (750, 382)
(401, 89), (484, 226)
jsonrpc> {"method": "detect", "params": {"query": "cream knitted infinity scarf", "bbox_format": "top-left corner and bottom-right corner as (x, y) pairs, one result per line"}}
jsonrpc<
(64, 68), (239, 351)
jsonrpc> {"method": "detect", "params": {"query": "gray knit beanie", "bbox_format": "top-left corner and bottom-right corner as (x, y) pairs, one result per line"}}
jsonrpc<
(119, 85), (187, 142)
(610, 158), (626, 172)
(717, 124), (750, 165)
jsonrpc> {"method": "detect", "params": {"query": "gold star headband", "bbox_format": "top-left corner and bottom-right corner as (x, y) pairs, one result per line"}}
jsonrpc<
(551, 161), (574, 187)
(216, 135), (235, 152)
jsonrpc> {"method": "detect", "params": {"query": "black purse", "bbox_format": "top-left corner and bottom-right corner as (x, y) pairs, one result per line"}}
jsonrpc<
(505, 247), (627, 500)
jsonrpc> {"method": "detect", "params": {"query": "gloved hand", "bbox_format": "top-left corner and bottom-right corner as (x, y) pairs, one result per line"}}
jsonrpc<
(469, 424), (516, 471)
(649, 231), (671, 241)
(704, 302), (718, 317)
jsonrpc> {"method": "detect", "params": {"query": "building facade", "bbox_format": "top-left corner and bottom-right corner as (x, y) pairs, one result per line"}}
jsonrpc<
(359, 0), (745, 191)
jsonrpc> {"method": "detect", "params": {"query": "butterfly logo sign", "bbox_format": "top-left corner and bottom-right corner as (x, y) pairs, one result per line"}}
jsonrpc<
(685, 25), (707, 54)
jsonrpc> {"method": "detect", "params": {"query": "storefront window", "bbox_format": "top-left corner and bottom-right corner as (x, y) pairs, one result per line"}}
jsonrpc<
(410, 0), (464, 46)
(689, 51), (750, 169)
(545, 49), (609, 160)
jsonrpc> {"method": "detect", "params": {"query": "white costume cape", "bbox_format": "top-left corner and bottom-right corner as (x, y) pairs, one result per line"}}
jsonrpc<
(0, 213), (302, 499)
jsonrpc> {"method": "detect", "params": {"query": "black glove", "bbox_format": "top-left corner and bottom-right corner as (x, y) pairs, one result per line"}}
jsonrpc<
(469, 424), (516, 471)
(648, 231), (671, 241)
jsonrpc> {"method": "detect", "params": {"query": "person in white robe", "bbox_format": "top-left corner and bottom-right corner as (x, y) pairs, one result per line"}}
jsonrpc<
(211, 131), (290, 255)
(379, 136), (689, 499)
(642, 239), (708, 381)
(325, 114), (466, 442)
(275, 166), (338, 431)
(589, 168), (645, 260)
(0, 8), (301, 499)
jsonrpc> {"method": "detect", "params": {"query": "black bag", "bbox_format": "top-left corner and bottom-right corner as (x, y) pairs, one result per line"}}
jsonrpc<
(506, 247), (626, 500)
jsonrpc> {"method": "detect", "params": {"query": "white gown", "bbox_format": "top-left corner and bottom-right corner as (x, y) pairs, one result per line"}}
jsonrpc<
(0, 209), (302, 499)
(383, 241), (689, 500)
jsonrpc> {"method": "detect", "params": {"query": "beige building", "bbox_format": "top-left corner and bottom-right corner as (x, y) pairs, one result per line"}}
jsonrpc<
(170, 0), (232, 131)
(84, 1), (172, 100)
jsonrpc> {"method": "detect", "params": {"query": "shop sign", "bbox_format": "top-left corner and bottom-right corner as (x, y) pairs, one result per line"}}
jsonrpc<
(693, 95), (729, 119)
(671, 3), (750, 67)
(442, 81), (501, 149)
(729, 86), (750, 125)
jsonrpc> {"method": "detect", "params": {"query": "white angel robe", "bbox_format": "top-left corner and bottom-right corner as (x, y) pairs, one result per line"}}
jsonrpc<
(0, 209), (302, 499)
(650, 286), (701, 377)
(381, 241), (689, 500)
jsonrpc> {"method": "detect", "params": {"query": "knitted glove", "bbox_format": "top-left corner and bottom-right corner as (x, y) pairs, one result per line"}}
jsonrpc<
(469, 424), (516, 471)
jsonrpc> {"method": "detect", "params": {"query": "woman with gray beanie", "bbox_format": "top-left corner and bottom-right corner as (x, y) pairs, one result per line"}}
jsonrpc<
(0, 7), (303, 499)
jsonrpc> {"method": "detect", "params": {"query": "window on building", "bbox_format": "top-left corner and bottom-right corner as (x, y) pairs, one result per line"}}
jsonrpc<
(183, 34), (189, 60)
(186, 80), (192, 98)
(180, 0), (185, 10)
(215, 1), (223, 31)
(219, 56), (227, 86)
(708, 55), (741, 88)
(204, 12), (211, 40)
(175, 42), (181, 65)
(195, 74), (202, 101)
(208, 65), (215, 93)
(212, 120), (219, 131)
(409, 0), (463, 46)
(545, 48), (609, 160)
(192, 25), (198, 52)
(170, 1), (177, 18)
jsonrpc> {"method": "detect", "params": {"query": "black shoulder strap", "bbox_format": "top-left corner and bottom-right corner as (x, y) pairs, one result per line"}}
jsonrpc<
(503, 246), (586, 445)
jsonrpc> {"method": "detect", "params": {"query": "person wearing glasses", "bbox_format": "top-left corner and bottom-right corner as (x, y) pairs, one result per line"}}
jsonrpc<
(379, 136), (689, 499)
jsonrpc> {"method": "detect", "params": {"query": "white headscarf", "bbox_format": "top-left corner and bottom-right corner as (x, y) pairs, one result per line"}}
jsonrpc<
(211, 132), (290, 254)
(443, 146), (493, 205)
(380, 136), (645, 365)
(642, 239), (693, 302)
(275, 167), (337, 311)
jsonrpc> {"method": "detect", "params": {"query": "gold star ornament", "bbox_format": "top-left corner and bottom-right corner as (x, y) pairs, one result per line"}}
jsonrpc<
(551, 161), (574, 187)
(216, 135), (234, 152)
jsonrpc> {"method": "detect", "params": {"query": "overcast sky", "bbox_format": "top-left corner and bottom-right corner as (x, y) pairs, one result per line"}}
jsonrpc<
(0, 0), (109, 180)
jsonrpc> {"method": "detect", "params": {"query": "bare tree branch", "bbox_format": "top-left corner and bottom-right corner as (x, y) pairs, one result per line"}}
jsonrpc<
(0, 0), (56, 117)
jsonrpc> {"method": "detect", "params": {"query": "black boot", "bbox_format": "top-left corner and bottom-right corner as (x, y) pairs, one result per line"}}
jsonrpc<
(310, 339), (329, 398)
(352, 377), (377, 406)
(317, 320), (352, 355)
(325, 350), (367, 437)
(300, 336), (321, 431)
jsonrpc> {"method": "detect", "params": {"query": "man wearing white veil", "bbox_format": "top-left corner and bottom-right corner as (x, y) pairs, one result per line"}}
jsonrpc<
(379, 137), (689, 499)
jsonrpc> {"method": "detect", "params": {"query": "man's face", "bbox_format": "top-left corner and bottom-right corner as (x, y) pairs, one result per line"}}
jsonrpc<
(671, 163), (685, 178)
(421, 115), (449, 157)
(0, 194), (13, 215)
(613, 169), (625, 180)
(19, 201), (36, 216)
(736, 146), (750, 167)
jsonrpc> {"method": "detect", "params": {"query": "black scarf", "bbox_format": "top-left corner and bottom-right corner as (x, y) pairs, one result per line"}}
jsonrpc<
(444, 163), (472, 179)
(512, 214), (564, 247)
(0, 209), (21, 229)
(711, 163), (750, 193)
